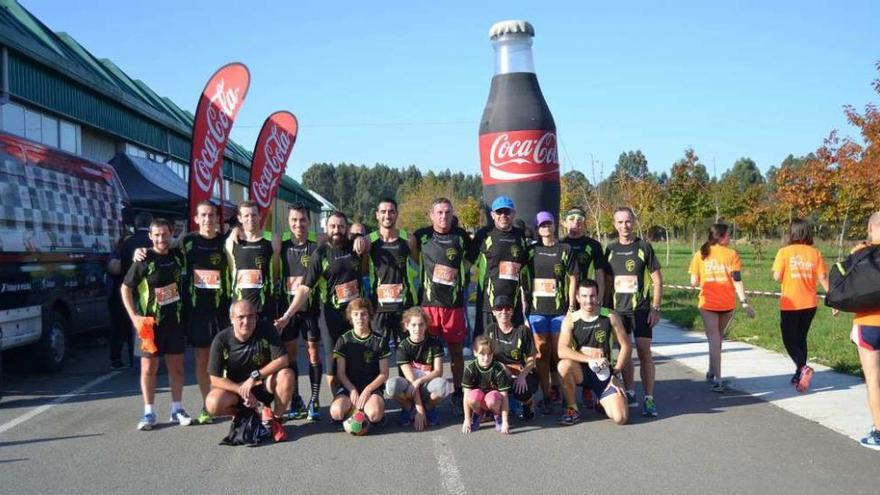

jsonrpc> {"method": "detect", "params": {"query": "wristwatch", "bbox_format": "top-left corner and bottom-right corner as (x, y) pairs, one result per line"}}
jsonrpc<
(250, 370), (261, 381)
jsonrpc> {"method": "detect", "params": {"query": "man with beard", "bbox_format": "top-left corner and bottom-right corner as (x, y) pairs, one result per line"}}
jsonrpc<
(121, 219), (190, 430)
(276, 211), (365, 395)
(367, 198), (413, 348)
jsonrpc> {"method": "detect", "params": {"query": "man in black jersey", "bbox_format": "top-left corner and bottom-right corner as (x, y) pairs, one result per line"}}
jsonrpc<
(557, 279), (630, 426)
(470, 196), (531, 338)
(410, 197), (473, 412)
(276, 211), (364, 393)
(560, 207), (606, 307)
(367, 198), (413, 348)
(205, 300), (292, 443)
(110, 211), (153, 368)
(121, 219), (191, 431)
(225, 201), (278, 322)
(605, 206), (663, 417)
(276, 203), (323, 421)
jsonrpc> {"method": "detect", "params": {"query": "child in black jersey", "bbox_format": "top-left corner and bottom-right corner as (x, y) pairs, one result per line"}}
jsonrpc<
(461, 336), (512, 434)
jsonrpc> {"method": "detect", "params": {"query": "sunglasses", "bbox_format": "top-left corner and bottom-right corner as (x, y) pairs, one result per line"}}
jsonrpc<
(494, 208), (512, 216)
(493, 306), (513, 312)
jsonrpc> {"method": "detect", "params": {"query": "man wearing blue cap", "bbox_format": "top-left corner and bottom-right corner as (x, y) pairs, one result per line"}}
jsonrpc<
(469, 196), (532, 339)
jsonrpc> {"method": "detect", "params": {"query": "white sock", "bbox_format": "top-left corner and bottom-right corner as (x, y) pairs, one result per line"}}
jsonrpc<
(144, 404), (154, 416)
(171, 401), (182, 413)
(645, 395), (653, 401)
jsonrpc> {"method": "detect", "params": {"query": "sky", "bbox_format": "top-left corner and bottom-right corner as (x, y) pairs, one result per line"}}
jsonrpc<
(20, 0), (880, 183)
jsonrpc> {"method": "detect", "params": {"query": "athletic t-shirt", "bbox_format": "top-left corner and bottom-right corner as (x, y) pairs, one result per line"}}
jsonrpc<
(280, 234), (319, 316)
(396, 335), (445, 376)
(367, 231), (413, 312)
(230, 236), (275, 312)
(472, 226), (531, 312)
(530, 242), (579, 316)
(123, 249), (184, 328)
(772, 244), (828, 311)
(688, 245), (741, 311)
(561, 235), (606, 281)
(461, 360), (512, 392)
(415, 226), (471, 308)
(569, 315), (613, 358)
(303, 241), (362, 310)
(180, 232), (228, 317)
(207, 322), (284, 383)
(333, 330), (391, 391)
(605, 238), (661, 314)
(486, 323), (534, 368)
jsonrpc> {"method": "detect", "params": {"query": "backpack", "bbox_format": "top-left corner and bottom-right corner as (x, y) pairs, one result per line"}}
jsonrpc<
(219, 405), (270, 447)
(826, 245), (880, 312)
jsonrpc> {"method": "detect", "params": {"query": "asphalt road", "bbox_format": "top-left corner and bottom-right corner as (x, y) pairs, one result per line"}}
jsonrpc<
(0, 337), (877, 495)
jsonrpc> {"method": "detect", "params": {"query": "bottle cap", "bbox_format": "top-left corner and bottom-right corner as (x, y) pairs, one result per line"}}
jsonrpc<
(489, 20), (535, 40)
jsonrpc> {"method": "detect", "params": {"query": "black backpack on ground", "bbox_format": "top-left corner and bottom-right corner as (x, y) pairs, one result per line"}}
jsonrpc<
(219, 405), (270, 447)
(826, 245), (880, 313)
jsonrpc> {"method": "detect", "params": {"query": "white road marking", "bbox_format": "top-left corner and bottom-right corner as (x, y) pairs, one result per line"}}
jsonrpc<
(0, 371), (122, 435)
(433, 435), (466, 495)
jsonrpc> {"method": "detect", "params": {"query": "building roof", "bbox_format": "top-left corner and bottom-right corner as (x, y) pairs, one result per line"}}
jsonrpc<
(0, 0), (319, 210)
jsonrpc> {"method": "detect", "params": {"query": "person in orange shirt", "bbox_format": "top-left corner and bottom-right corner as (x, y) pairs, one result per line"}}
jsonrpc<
(771, 219), (829, 393)
(689, 223), (755, 393)
(849, 212), (880, 450)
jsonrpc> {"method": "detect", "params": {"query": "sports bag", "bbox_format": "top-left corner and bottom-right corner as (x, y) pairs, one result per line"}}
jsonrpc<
(220, 405), (270, 447)
(826, 244), (880, 312)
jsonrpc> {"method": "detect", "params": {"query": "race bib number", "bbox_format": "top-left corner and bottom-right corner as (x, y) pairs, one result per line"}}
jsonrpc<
(286, 276), (304, 295)
(377, 283), (404, 304)
(614, 275), (638, 294)
(334, 279), (359, 304)
(236, 269), (263, 289)
(533, 278), (557, 298)
(499, 261), (521, 281)
(432, 265), (458, 286)
(193, 269), (221, 290)
(155, 283), (180, 306)
(412, 361), (434, 375)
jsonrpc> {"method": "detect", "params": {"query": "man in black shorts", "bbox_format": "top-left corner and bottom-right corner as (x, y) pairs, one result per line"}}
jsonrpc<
(367, 198), (413, 348)
(121, 218), (190, 431)
(605, 206), (663, 417)
(225, 201), (278, 322)
(205, 300), (293, 442)
(277, 203), (323, 421)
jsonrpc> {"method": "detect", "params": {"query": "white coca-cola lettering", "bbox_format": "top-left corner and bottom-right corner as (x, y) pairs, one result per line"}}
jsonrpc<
(192, 79), (242, 193)
(488, 132), (558, 169)
(252, 124), (294, 208)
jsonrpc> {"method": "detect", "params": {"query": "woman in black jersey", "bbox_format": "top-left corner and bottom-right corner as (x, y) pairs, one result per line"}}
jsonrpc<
(330, 298), (390, 428)
(486, 295), (539, 421)
(557, 279), (630, 426)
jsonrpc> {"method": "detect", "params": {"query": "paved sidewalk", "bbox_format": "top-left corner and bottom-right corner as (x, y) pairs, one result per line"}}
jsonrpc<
(652, 320), (872, 443)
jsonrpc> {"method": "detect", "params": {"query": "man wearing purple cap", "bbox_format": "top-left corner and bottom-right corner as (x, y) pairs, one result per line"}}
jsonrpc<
(527, 211), (579, 414)
(469, 196), (532, 339)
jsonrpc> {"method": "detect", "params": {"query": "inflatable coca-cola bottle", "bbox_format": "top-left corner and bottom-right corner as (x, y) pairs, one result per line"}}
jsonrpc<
(479, 20), (559, 226)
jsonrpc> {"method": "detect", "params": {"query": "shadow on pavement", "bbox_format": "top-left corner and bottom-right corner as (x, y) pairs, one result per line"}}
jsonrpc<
(0, 433), (102, 448)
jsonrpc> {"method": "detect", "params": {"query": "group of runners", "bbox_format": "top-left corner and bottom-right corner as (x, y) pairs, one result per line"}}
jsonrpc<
(115, 193), (880, 449)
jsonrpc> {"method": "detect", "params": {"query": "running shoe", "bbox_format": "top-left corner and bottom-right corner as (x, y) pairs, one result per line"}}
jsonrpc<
(399, 407), (413, 426)
(307, 399), (322, 422)
(538, 398), (553, 415)
(195, 408), (213, 425)
(558, 407), (582, 426)
(706, 370), (715, 383)
(790, 371), (800, 385)
(711, 380), (726, 393)
(582, 388), (595, 409)
(470, 414), (480, 432)
(426, 407), (440, 427)
(286, 395), (307, 421)
(269, 418), (288, 442)
(860, 427), (880, 450)
(626, 390), (638, 408)
(110, 360), (126, 371)
(137, 413), (157, 431)
(519, 402), (535, 421)
(450, 390), (464, 415)
(642, 397), (658, 417)
(261, 406), (275, 425)
(170, 409), (193, 426)
(509, 398), (523, 418)
(494, 414), (503, 432)
(796, 366), (814, 393)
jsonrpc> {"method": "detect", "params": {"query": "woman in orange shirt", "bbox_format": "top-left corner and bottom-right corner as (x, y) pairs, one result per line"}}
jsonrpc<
(689, 224), (755, 393)
(771, 219), (829, 393)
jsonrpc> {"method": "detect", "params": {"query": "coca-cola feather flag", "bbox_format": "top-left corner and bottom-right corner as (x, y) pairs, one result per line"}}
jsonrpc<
(188, 62), (250, 230)
(248, 111), (298, 228)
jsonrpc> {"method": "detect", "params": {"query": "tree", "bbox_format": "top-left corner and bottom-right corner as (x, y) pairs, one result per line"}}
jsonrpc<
(301, 162), (336, 204)
(457, 196), (482, 231)
(560, 170), (590, 214)
(666, 148), (713, 250)
(613, 150), (649, 180)
(396, 176), (459, 233)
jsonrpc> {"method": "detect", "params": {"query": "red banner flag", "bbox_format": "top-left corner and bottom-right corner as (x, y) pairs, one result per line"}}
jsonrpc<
(248, 111), (298, 228)
(188, 63), (250, 230)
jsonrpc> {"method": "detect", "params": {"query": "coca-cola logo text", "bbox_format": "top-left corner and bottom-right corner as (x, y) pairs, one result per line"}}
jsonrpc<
(193, 80), (242, 193)
(489, 132), (557, 168)
(252, 124), (293, 208)
(479, 130), (559, 184)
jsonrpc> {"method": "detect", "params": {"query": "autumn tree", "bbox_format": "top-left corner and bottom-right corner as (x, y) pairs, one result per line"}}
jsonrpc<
(666, 148), (713, 250)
